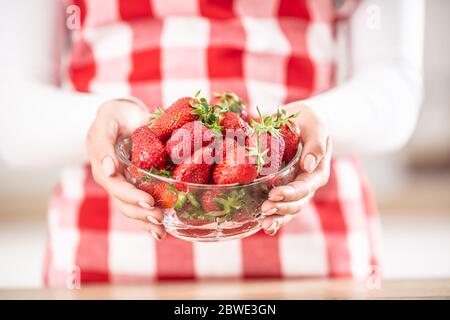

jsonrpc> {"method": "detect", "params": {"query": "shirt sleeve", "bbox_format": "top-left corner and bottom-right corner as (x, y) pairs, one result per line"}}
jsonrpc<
(0, 0), (117, 167)
(304, 0), (425, 156)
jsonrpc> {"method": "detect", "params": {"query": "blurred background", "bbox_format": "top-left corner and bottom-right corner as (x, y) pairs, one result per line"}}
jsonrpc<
(0, 0), (449, 287)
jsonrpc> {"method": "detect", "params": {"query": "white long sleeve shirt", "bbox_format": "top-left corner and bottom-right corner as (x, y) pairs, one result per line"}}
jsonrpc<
(0, 0), (424, 166)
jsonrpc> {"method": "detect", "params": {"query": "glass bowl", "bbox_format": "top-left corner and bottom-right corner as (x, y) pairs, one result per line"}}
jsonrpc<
(115, 138), (301, 242)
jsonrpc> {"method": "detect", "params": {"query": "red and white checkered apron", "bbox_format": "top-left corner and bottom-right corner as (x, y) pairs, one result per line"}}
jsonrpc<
(43, 0), (381, 287)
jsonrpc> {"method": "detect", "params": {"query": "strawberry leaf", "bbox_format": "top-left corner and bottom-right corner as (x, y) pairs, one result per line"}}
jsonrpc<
(272, 107), (300, 133)
(251, 106), (281, 137)
(149, 167), (173, 178)
(174, 192), (187, 210)
(186, 193), (201, 209)
(148, 107), (164, 126)
(213, 91), (246, 115)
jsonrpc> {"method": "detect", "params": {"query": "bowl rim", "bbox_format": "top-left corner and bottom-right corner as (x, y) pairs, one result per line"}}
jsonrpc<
(115, 137), (302, 189)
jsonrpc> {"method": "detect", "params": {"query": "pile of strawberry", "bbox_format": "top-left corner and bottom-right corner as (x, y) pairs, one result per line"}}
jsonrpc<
(129, 91), (301, 213)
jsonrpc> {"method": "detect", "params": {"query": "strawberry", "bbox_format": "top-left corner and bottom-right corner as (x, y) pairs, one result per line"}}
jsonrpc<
(129, 163), (170, 177)
(127, 165), (145, 179)
(221, 206), (259, 236)
(139, 181), (178, 208)
(148, 97), (199, 142)
(210, 91), (249, 122)
(212, 138), (258, 185)
(258, 132), (285, 175)
(176, 220), (214, 239)
(248, 108), (285, 176)
(166, 121), (216, 164)
(176, 203), (214, 227)
(200, 190), (222, 213)
(273, 108), (301, 164)
(131, 126), (167, 170)
(202, 189), (246, 217)
(210, 92), (251, 138)
(172, 147), (213, 189)
(219, 112), (251, 142)
(279, 123), (300, 164)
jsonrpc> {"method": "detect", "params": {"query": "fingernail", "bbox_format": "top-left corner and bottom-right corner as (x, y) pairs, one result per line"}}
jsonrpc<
(264, 220), (280, 236)
(262, 208), (278, 216)
(268, 195), (283, 201)
(147, 215), (162, 225)
(150, 230), (161, 241)
(304, 154), (317, 173)
(102, 156), (115, 176)
(139, 201), (152, 210)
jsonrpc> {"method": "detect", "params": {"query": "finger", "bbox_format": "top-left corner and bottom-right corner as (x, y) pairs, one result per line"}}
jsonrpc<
(133, 219), (166, 241)
(268, 143), (330, 202)
(268, 179), (315, 202)
(316, 136), (332, 171)
(295, 137), (333, 182)
(262, 214), (296, 236)
(261, 193), (313, 216)
(91, 161), (154, 208)
(86, 119), (120, 177)
(300, 120), (328, 173)
(269, 138), (332, 202)
(114, 198), (164, 224)
(268, 172), (323, 202)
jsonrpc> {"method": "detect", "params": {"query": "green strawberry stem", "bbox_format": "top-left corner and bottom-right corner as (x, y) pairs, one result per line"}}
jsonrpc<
(141, 168), (173, 181)
(205, 189), (246, 218)
(149, 167), (173, 178)
(186, 193), (201, 209)
(212, 91), (245, 115)
(248, 142), (268, 173)
(250, 106), (281, 138)
(248, 106), (286, 172)
(190, 91), (224, 136)
(147, 107), (164, 126)
(174, 192), (187, 210)
(272, 107), (300, 133)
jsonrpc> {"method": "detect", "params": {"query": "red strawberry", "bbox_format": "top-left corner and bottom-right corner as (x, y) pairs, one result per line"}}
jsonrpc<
(201, 189), (247, 222)
(221, 206), (259, 236)
(127, 165), (145, 179)
(273, 108), (301, 164)
(173, 147), (213, 189)
(279, 122), (300, 164)
(166, 121), (216, 164)
(219, 112), (251, 142)
(211, 91), (250, 125)
(213, 139), (258, 185)
(131, 126), (167, 170)
(176, 203), (214, 228)
(139, 181), (177, 208)
(248, 108), (286, 176)
(199, 190), (222, 213)
(149, 97), (199, 142)
(257, 131), (285, 176)
(210, 91), (246, 114)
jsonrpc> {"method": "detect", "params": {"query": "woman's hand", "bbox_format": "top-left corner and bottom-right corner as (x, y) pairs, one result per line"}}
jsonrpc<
(86, 99), (166, 240)
(261, 104), (332, 235)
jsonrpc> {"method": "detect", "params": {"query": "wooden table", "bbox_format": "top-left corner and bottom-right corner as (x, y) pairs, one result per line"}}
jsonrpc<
(1, 278), (449, 299)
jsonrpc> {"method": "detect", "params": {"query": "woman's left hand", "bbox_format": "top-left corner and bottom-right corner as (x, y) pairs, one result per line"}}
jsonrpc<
(261, 104), (332, 235)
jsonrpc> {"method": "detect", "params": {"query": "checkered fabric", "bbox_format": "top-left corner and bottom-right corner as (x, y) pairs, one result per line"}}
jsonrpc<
(43, 0), (380, 287)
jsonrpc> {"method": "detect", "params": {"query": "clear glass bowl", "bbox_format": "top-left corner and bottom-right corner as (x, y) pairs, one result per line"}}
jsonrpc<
(115, 138), (301, 242)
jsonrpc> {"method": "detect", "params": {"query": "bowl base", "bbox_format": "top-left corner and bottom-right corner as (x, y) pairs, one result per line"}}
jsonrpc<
(165, 224), (262, 242)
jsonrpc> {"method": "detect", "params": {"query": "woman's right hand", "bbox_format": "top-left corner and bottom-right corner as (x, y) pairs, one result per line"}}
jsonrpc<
(86, 99), (166, 240)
